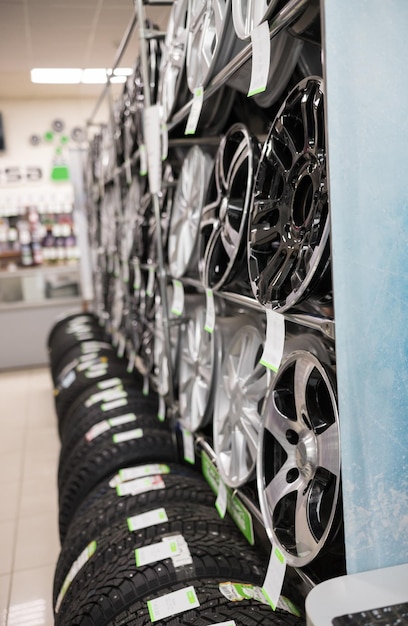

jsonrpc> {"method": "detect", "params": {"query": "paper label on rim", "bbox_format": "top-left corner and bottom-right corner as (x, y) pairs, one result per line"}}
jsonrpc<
(112, 428), (143, 444)
(146, 266), (155, 297)
(147, 586), (200, 622)
(101, 397), (129, 412)
(215, 479), (227, 519)
(127, 506), (168, 531)
(204, 288), (215, 333)
(117, 474), (166, 497)
(261, 544), (287, 610)
(185, 86), (204, 135)
(144, 105), (162, 194)
(158, 395), (166, 422)
(127, 349), (136, 373)
(133, 257), (142, 291)
(139, 144), (147, 176)
(117, 334), (126, 358)
(171, 279), (185, 316)
(260, 309), (285, 372)
(248, 21), (271, 97)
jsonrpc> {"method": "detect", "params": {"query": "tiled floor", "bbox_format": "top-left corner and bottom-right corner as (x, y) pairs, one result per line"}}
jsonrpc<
(0, 367), (59, 626)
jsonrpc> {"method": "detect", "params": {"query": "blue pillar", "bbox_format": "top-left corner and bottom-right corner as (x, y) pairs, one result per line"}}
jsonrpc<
(323, 0), (408, 574)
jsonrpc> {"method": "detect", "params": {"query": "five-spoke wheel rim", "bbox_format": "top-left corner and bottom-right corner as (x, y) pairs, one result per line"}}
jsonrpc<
(257, 350), (340, 566)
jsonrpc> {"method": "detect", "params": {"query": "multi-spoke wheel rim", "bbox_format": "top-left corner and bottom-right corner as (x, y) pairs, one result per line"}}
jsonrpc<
(213, 323), (269, 488)
(158, 0), (190, 121)
(178, 302), (216, 431)
(168, 146), (213, 278)
(248, 77), (330, 311)
(199, 124), (260, 290)
(186, 0), (237, 91)
(257, 350), (340, 566)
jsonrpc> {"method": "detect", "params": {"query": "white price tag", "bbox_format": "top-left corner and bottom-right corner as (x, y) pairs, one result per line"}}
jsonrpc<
(158, 395), (166, 422)
(60, 369), (76, 389)
(147, 586), (200, 622)
(248, 22), (271, 97)
(112, 428), (143, 444)
(127, 506), (168, 531)
(97, 377), (122, 390)
(127, 349), (136, 373)
(185, 87), (204, 135)
(210, 622), (236, 626)
(181, 427), (195, 464)
(204, 288), (215, 333)
(146, 266), (155, 297)
(122, 260), (130, 284)
(133, 257), (142, 291)
(85, 420), (110, 442)
(260, 309), (285, 372)
(85, 386), (125, 408)
(261, 544), (287, 610)
(171, 279), (185, 316)
(139, 144), (147, 176)
(117, 474), (166, 497)
(143, 375), (149, 396)
(135, 536), (180, 567)
(108, 413), (136, 427)
(117, 334), (126, 358)
(119, 464), (170, 482)
(101, 397), (128, 412)
(161, 120), (168, 161)
(215, 479), (228, 519)
(143, 105), (162, 194)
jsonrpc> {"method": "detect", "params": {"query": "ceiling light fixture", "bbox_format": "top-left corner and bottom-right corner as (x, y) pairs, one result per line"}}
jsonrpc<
(30, 68), (133, 85)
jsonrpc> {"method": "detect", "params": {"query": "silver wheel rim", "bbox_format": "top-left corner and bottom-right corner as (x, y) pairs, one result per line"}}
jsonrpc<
(178, 302), (215, 431)
(168, 146), (213, 278)
(257, 350), (340, 566)
(158, 0), (190, 120)
(186, 0), (235, 91)
(154, 286), (179, 397)
(199, 124), (260, 290)
(232, 0), (278, 40)
(213, 323), (269, 488)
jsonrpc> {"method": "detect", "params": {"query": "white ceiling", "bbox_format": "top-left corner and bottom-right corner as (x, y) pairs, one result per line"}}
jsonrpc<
(0, 0), (171, 100)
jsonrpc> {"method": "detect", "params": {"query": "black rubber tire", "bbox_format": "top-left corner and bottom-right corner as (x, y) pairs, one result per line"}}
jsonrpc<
(58, 386), (159, 464)
(58, 428), (177, 542)
(112, 579), (304, 626)
(47, 312), (99, 351)
(54, 463), (217, 603)
(48, 314), (106, 373)
(54, 357), (133, 423)
(51, 339), (114, 384)
(54, 503), (268, 624)
(58, 408), (168, 491)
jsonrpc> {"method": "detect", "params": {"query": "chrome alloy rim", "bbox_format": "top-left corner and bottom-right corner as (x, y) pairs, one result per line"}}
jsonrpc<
(257, 350), (340, 566)
(232, 0), (280, 40)
(248, 77), (330, 311)
(213, 323), (269, 488)
(199, 124), (260, 290)
(178, 301), (215, 432)
(168, 146), (213, 278)
(158, 0), (190, 121)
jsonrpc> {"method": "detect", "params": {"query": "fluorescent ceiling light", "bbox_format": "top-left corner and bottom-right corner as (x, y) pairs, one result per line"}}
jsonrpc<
(31, 68), (82, 83)
(31, 67), (133, 85)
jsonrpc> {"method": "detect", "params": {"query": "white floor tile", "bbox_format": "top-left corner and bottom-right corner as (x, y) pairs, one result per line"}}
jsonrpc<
(24, 427), (59, 455)
(0, 575), (10, 626)
(0, 483), (20, 523)
(21, 450), (58, 483)
(18, 480), (58, 520)
(0, 521), (16, 576)
(8, 565), (54, 626)
(0, 453), (23, 488)
(0, 430), (25, 455)
(14, 514), (60, 572)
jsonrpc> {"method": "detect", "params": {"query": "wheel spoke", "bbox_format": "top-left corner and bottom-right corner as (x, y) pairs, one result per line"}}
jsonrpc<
(317, 423), (340, 476)
(294, 487), (318, 558)
(294, 357), (315, 424)
(264, 460), (301, 511)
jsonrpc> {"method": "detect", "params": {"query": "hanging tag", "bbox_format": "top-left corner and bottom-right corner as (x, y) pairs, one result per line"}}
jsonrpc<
(181, 427), (195, 464)
(143, 375), (149, 396)
(133, 257), (142, 291)
(261, 544), (287, 610)
(117, 334), (126, 359)
(139, 144), (148, 176)
(143, 105), (162, 194)
(248, 22), (271, 97)
(185, 86), (204, 135)
(204, 288), (215, 333)
(122, 259), (130, 284)
(171, 279), (185, 316)
(215, 479), (228, 519)
(146, 266), (155, 297)
(161, 120), (168, 161)
(158, 395), (166, 422)
(260, 309), (285, 372)
(127, 349), (136, 373)
(125, 158), (132, 185)
(147, 586), (200, 622)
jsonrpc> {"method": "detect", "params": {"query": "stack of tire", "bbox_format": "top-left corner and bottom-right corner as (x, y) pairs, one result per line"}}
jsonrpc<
(47, 312), (306, 625)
